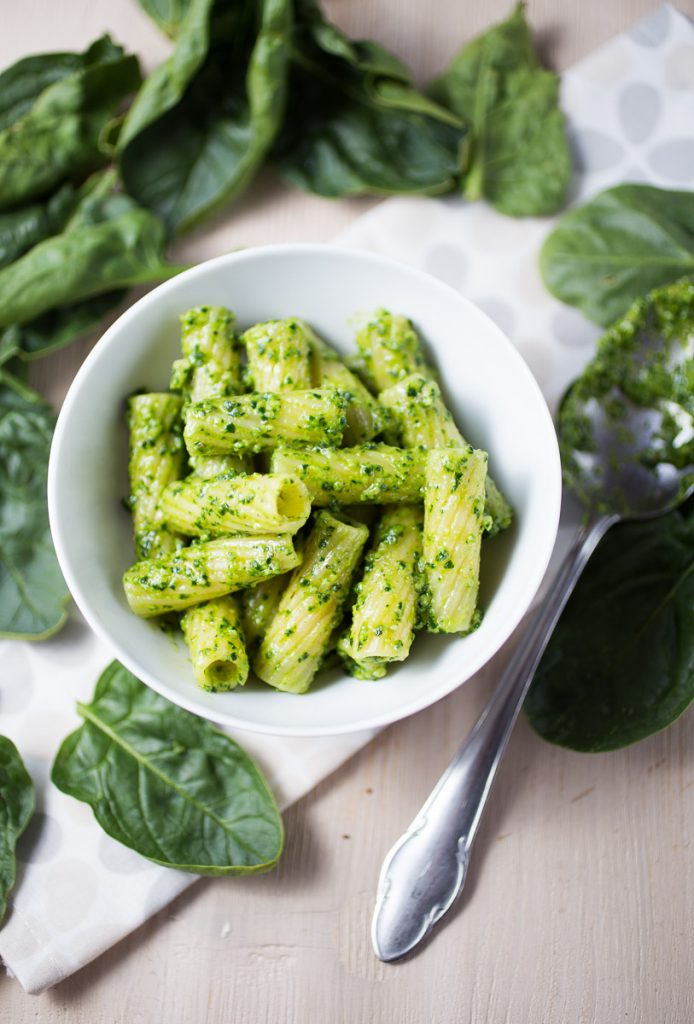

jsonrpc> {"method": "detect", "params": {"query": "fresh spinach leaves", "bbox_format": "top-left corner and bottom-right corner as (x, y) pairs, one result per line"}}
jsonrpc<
(0, 736), (35, 926)
(52, 662), (284, 874)
(275, 0), (465, 198)
(135, 0), (193, 37)
(540, 184), (694, 326)
(431, 2), (570, 216)
(0, 180), (183, 330)
(121, 0), (293, 233)
(526, 505), (694, 752)
(0, 36), (141, 212)
(0, 376), (69, 638)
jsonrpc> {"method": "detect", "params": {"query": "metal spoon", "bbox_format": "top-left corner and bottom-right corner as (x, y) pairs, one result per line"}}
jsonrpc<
(372, 320), (694, 963)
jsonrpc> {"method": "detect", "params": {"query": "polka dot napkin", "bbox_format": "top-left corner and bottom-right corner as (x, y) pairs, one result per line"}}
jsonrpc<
(1, 3), (692, 995)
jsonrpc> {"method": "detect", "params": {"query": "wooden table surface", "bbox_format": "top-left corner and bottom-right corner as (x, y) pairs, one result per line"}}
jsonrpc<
(3, 1), (694, 1020)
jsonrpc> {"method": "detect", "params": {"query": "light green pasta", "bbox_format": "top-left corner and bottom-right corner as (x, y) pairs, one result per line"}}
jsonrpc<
(181, 595), (249, 692)
(241, 573), (289, 653)
(380, 372), (513, 535)
(161, 473), (311, 537)
(338, 505), (422, 680)
(123, 535), (300, 618)
(318, 353), (390, 444)
(254, 512), (369, 693)
(379, 373), (464, 449)
(355, 309), (433, 392)
(242, 318), (313, 392)
(127, 393), (186, 560)
(422, 447), (490, 635)
(184, 389), (346, 456)
(270, 443), (427, 505)
(170, 305), (243, 403)
(188, 453), (252, 478)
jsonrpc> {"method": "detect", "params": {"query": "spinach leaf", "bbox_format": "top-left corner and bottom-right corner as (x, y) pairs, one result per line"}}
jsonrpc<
(121, 0), (293, 233)
(0, 736), (35, 926)
(0, 376), (69, 638)
(540, 184), (694, 326)
(52, 662), (284, 875)
(0, 183), (78, 269)
(0, 35), (125, 132)
(0, 37), (141, 212)
(525, 505), (694, 752)
(431, 2), (570, 216)
(0, 188), (184, 328)
(0, 291), (126, 362)
(275, 0), (465, 198)
(136, 0), (194, 36)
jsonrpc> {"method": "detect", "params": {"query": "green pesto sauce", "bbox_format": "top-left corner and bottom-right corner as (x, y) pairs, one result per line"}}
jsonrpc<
(559, 277), (694, 507)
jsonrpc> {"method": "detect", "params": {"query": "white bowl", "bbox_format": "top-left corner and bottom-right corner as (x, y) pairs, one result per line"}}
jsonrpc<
(48, 244), (561, 737)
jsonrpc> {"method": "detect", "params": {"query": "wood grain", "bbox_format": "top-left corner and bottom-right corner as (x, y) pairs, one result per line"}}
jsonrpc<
(3, 1), (694, 1020)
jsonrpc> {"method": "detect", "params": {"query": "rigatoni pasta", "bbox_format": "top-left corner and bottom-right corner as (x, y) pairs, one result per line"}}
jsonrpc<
(183, 388), (346, 456)
(270, 444), (426, 505)
(161, 473), (310, 537)
(338, 506), (422, 679)
(421, 447), (490, 635)
(254, 512), (369, 693)
(123, 535), (300, 617)
(242, 318), (313, 392)
(122, 304), (513, 695)
(127, 393), (186, 560)
(380, 372), (513, 535)
(181, 596), (249, 692)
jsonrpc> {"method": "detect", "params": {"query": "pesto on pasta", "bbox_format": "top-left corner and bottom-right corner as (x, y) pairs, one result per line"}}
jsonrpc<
(122, 307), (512, 694)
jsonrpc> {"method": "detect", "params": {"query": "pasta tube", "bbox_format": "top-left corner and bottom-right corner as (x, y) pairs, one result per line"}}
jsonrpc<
(170, 305), (242, 403)
(242, 318), (313, 392)
(184, 389), (346, 456)
(188, 453), (252, 478)
(181, 595), (249, 692)
(127, 393), (186, 560)
(318, 354), (390, 444)
(338, 505), (422, 679)
(241, 573), (288, 653)
(161, 473), (310, 537)
(123, 535), (300, 617)
(422, 447), (490, 635)
(355, 309), (433, 392)
(254, 512), (369, 693)
(270, 444), (426, 505)
(379, 373), (513, 535)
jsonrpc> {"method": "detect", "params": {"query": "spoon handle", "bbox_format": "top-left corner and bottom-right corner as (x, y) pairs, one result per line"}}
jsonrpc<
(372, 511), (615, 962)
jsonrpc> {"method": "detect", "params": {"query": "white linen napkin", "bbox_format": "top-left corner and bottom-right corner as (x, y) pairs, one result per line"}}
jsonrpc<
(1, 3), (691, 994)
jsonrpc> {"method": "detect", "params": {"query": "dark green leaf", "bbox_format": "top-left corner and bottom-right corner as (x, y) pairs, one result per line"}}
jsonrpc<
(540, 184), (694, 326)
(52, 662), (284, 875)
(275, 0), (465, 198)
(0, 36), (141, 212)
(526, 505), (694, 751)
(0, 189), (184, 329)
(0, 35), (125, 132)
(121, 0), (292, 233)
(0, 291), (126, 362)
(0, 376), (69, 638)
(0, 183), (78, 269)
(431, 2), (570, 216)
(0, 736), (35, 925)
(136, 0), (194, 37)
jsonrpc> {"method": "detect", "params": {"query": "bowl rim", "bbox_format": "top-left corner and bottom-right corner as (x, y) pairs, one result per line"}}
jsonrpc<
(48, 242), (562, 736)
